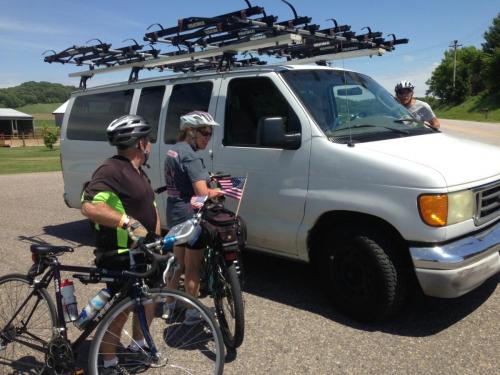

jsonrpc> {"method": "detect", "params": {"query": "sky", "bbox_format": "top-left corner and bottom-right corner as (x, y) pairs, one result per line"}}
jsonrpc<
(0, 0), (497, 96)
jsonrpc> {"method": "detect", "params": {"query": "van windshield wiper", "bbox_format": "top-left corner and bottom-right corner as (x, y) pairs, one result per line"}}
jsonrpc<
(393, 117), (418, 124)
(394, 117), (439, 132)
(333, 124), (409, 135)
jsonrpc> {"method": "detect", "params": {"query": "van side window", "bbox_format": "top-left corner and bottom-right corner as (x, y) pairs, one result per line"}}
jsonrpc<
(67, 90), (133, 141)
(136, 86), (165, 143)
(164, 82), (213, 144)
(224, 77), (300, 147)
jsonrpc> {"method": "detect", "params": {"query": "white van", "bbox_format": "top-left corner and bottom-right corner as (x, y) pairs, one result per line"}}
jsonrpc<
(60, 64), (500, 321)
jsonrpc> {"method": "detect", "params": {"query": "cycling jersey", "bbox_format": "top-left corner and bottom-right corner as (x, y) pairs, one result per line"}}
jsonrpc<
(407, 100), (436, 123)
(164, 142), (209, 228)
(82, 155), (157, 254)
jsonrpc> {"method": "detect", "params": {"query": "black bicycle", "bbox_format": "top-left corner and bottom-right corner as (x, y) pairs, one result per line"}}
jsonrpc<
(0, 227), (224, 375)
(198, 177), (246, 351)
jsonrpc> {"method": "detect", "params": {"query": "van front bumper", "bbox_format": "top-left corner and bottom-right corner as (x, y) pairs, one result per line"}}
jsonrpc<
(409, 221), (500, 298)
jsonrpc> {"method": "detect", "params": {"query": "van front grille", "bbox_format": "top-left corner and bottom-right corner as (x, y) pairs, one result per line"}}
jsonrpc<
(474, 180), (500, 226)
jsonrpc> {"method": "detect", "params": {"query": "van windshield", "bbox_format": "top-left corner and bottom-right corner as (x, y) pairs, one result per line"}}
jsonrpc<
(280, 69), (434, 143)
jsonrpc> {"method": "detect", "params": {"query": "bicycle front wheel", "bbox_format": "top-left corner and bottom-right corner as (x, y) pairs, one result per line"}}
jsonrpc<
(0, 273), (57, 375)
(214, 264), (245, 349)
(88, 289), (224, 375)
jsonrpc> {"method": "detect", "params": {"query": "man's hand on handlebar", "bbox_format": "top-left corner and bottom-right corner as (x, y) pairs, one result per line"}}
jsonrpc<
(127, 217), (148, 245)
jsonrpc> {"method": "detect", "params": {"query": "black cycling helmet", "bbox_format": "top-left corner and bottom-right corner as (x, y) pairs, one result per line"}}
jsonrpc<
(106, 115), (151, 148)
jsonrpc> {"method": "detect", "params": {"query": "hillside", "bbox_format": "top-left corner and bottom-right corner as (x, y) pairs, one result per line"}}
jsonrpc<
(434, 92), (500, 123)
(0, 81), (74, 108)
(16, 103), (62, 121)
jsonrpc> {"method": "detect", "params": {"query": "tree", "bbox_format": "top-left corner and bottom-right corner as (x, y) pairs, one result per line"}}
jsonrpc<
(481, 47), (500, 93)
(427, 14), (500, 104)
(426, 47), (484, 103)
(481, 13), (500, 93)
(482, 13), (500, 54)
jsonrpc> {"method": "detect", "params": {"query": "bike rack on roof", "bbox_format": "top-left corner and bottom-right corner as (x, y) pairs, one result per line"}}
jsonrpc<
(43, 0), (408, 89)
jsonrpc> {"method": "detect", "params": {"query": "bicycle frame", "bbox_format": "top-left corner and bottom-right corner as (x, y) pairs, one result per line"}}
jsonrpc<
(4, 255), (157, 360)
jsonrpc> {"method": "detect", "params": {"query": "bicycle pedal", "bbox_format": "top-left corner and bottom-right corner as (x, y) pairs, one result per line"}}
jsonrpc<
(73, 369), (84, 375)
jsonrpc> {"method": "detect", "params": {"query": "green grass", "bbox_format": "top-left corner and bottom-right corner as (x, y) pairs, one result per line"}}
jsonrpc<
(434, 92), (500, 123)
(0, 146), (61, 175)
(16, 103), (62, 115)
(34, 119), (57, 128)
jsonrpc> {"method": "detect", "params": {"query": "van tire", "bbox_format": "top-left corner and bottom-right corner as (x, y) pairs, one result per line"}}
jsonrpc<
(317, 234), (405, 322)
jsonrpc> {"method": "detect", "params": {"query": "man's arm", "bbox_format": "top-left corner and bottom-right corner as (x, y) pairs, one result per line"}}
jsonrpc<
(155, 208), (161, 235)
(429, 117), (440, 129)
(81, 201), (123, 228)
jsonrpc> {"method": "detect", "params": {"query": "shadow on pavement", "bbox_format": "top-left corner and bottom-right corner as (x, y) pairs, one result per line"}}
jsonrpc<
(43, 219), (95, 247)
(241, 250), (499, 337)
(17, 220), (94, 248)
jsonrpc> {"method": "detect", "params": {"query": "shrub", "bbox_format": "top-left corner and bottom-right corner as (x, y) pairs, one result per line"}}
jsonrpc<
(43, 127), (59, 150)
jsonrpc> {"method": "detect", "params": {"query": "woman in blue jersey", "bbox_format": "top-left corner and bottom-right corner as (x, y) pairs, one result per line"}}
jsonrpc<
(164, 111), (222, 324)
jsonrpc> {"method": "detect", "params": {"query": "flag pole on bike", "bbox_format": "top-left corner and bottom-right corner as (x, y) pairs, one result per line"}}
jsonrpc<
(218, 174), (248, 218)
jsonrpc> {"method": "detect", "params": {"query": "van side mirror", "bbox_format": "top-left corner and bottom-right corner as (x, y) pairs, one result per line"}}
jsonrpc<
(257, 117), (301, 150)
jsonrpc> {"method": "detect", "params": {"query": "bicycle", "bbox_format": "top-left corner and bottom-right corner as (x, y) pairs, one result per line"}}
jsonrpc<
(199, 195), (246, 351)
(0, 222), (224, 375)
(157, 173), (245, 350)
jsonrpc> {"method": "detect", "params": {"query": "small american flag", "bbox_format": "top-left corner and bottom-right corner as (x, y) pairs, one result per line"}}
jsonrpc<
(190, 195), (208, 209)
(219, 177), (246, 200)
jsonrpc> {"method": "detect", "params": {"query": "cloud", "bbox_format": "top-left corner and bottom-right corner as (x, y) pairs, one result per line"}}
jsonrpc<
(375, 63), (437, 97)
(0, 18), (66, 35)
(0, 38), (55, 52)
(403, 55), (415, 63)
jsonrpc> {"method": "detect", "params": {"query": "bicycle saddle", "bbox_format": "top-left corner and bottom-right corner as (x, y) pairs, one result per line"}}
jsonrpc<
(30, 245), (74, 256)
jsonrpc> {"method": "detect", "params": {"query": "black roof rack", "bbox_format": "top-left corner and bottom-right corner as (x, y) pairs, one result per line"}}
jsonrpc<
(43, 0), (408, 89)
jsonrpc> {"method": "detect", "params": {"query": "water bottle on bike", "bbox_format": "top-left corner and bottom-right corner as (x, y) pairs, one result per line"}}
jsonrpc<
(60, 279), (79, 322)
(74, 288), (111, 329)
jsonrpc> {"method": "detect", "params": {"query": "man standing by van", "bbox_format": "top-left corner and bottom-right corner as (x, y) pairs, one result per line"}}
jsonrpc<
(81, 114), (160, 372)
(395, 80), (440, 129)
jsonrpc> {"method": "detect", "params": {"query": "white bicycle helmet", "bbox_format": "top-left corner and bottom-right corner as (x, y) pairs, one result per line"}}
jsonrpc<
(180, 111), (219, 130)
(395, 80), (415, 92)
(106, 114), (151, 148)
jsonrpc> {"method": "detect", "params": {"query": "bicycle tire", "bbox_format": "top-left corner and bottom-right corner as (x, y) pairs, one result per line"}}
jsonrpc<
(0, 273), (57, 375)
(88, 288), (224, 375)
(213, 264), (245, 349)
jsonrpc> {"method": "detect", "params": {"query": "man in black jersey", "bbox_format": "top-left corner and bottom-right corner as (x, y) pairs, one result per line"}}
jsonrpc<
(81, 114), (160, 372)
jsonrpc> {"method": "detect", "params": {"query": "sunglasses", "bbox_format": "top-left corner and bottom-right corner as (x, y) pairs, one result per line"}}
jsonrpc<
(197, 129), (213, 137)
(396, 90), (413, 96)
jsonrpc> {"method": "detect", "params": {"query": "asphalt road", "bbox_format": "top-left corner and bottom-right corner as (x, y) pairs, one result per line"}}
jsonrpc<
(440, 119), (500, 146)
(0, 120), (499, 374)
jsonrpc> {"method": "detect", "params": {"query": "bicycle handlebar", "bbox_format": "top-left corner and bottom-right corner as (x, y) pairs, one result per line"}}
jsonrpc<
(122, 242), (173, 278)
(121, 217), (201, 278)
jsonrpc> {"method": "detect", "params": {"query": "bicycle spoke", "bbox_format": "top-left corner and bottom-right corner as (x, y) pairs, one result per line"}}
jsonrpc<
(89, 290), (224, 374)
(0, 276), (56, 375)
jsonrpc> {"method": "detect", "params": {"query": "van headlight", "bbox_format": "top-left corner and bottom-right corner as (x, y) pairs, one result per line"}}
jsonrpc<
(418, 190), (474, 227)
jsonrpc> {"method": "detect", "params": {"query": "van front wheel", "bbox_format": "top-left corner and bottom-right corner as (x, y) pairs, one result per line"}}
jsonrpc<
(318, 235), (404, 322)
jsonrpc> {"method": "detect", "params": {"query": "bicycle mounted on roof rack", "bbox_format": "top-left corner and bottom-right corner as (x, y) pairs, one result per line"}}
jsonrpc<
(43, 0), (408, 89)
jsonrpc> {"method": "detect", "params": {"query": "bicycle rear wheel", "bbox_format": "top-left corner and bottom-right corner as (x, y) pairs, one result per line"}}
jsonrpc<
(0, 273), (57, 375)
(88, 289), (224, 375)
(213, 264), (245, 349)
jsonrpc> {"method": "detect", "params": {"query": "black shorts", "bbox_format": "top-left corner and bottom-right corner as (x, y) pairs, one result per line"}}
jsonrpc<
(94, 249), (148, 293)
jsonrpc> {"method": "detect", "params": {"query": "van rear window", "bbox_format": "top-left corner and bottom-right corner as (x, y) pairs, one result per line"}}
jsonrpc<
(137, 86), (165, 143)
(164, 82), (213, 144)
(67, 90), (133, 141)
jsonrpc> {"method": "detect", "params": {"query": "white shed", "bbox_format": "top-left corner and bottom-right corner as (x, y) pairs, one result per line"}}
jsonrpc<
(0, 108), (34, 136)
(52, 100), (69, 127)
